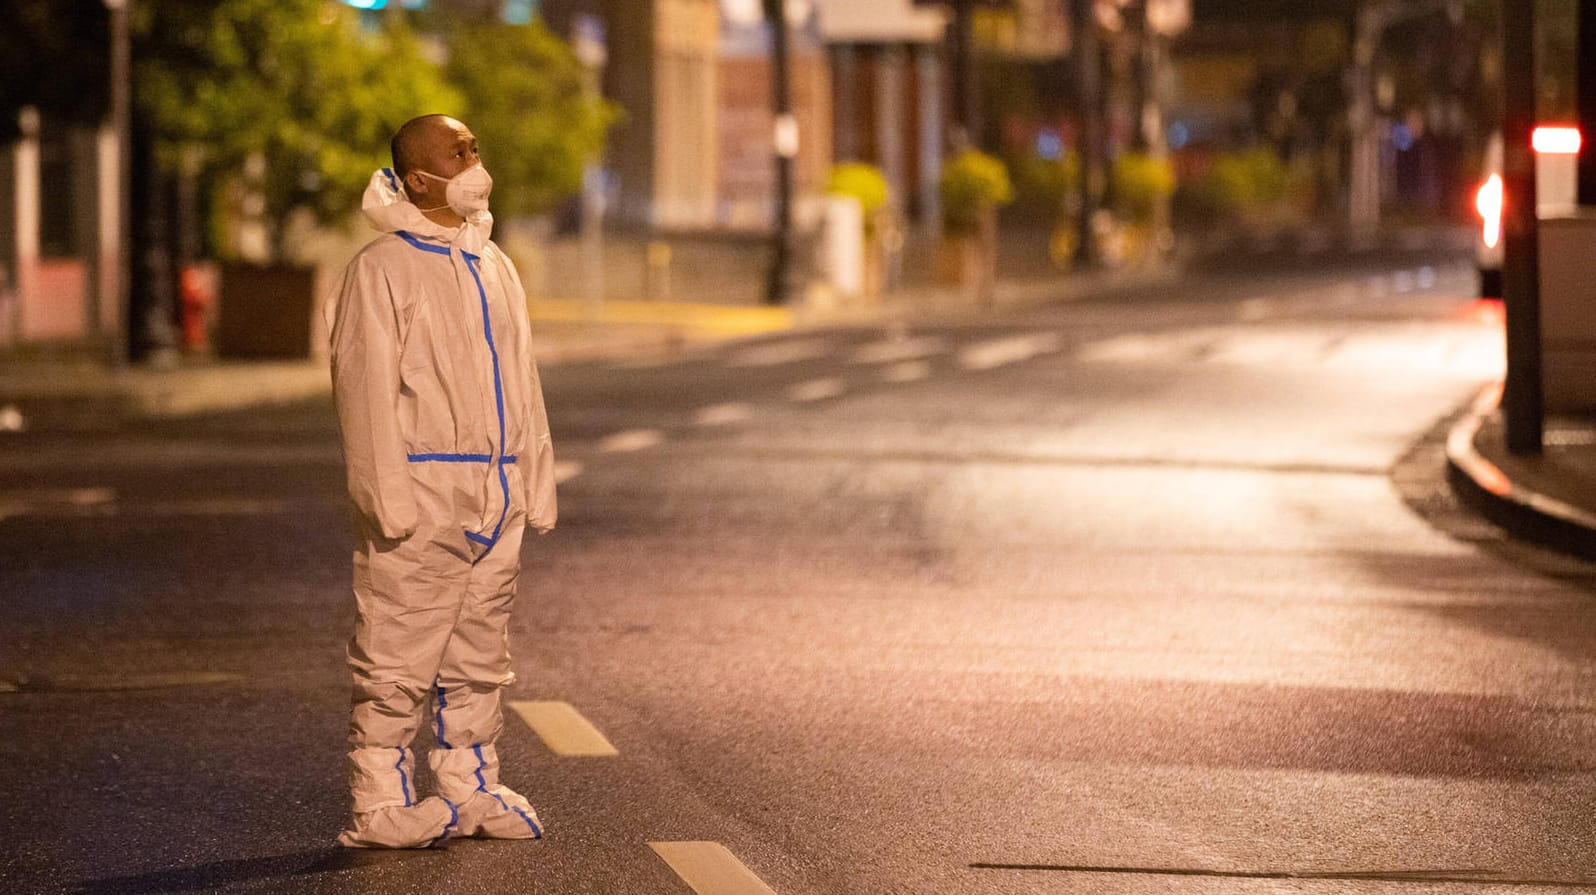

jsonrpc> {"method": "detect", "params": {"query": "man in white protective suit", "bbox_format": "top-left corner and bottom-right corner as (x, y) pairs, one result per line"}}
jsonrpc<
(328, 114), (557, 849)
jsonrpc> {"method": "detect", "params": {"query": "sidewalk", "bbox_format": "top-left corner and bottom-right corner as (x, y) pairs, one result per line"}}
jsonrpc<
(1447, 382), (1596, 560)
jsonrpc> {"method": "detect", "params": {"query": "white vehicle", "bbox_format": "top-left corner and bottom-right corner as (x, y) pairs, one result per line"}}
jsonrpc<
(1475, 125), (1581, 297)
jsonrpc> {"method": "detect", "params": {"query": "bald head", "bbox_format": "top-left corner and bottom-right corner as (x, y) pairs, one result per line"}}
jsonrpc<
(389, 115), (483, 225)
(390, 114), (459, 182)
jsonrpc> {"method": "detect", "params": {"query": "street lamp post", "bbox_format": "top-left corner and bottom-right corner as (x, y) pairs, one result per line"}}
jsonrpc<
(764, 0), (798, 305)
(103, 0), (131, 365)
(573, 14), (608, 309)
(1071, 0), (1104, 268)
(1501, 0), (1542, 454)
(1579, 0), (1596, 205)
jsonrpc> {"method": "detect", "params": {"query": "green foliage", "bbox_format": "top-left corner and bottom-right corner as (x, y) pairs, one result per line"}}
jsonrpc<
(135, 0), (460, 257)
(940, 150), (1013, 234)
(444, 21), (619, 218)
(1110, 152), (1175, 224)
(825, 163), (891, 217)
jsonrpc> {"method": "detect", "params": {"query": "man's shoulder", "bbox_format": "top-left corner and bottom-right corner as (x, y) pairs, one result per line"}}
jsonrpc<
(477, 240), (522, 275)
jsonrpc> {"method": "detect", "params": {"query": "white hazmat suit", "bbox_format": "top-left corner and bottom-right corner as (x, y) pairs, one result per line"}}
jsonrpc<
(329, 168), (557, 848)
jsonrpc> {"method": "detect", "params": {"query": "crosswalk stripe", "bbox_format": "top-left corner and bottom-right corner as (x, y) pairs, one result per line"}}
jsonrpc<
(725, 337), (832, 368)
(554, 460), (584, 483)
(649, 842), (779, 895)
(0, 487), (116, 522)
(958, 333), (1061, 370)
(788, 378), (846, 402)
(881, 360), (932, 383)
(508, 701), (619, 756)
(694, 403), (755, 426)
(852, 335), (945, 365)
(600, 429), (666, 453)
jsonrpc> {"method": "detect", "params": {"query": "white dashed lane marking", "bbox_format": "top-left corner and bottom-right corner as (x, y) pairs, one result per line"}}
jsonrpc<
(650, 842), (780, 895)
(957, 333), (1062, 370)
(694, 403), (755, 426)
(852, 335), (946, 365)
(881, 360), (932, 383)
(787, 378), (846, 402)
(724, 337), (833, 368)
(508, 701), (619, 757)
(599, 429), (666, 453)
(0, 487), (116, 522)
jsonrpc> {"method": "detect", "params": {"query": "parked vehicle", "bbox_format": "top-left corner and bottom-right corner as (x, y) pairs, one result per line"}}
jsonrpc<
(1475, 126), (1581, 298)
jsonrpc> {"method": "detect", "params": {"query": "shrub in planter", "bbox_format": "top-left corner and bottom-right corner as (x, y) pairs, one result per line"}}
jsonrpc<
(940, 150), (1014, 235)
(1110, 152), (1175, 226)
(826, 163), (891, 223)
(938, 151), (1012, 302)
(824, 162), (893, 296)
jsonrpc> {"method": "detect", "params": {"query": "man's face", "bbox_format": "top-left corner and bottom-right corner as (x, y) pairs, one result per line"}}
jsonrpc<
(404, 117), (482, 205)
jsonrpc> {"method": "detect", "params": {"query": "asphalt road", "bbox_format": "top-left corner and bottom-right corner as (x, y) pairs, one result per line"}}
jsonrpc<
(7, 253), (1596, 894)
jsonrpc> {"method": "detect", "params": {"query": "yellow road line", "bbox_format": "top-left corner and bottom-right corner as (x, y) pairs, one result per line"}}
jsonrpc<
(649, 842), (779, 895)
(508, 701), (619, 757)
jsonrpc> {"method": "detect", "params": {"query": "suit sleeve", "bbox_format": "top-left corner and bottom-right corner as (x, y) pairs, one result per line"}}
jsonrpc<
(499, 254), (558, 534)
(329, 254), (419, 540)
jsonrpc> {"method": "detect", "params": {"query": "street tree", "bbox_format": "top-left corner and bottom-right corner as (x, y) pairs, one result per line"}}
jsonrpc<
(441, 20), (619, 219)
(135, 0), (461, 260)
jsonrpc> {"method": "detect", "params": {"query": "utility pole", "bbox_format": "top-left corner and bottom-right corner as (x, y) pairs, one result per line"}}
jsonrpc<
(573, 13), (609, 308)
(947, 0), (978, 148)
(764, 0), (798, 305)
(1071, 0), (1104, 267)
(1579, 0), (1596, 205)
(102, 0), (131, 365)
(1142, 0), (1190, 257)
(1502, 0), (1542, 454)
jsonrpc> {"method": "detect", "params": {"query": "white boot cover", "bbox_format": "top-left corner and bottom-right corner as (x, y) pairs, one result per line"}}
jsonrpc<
(430, 743), (544, 839)
(338, 797), (458, 849)
(339, 746), (459, 848)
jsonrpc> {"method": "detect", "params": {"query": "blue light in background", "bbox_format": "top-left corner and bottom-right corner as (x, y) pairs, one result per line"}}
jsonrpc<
(503, 0), (538, 23)
(1168, 122), (1190, 150)
(1036, 130), (1063, 161)
(342, 0), (428, 8)
(1391, 123), (1414, 152)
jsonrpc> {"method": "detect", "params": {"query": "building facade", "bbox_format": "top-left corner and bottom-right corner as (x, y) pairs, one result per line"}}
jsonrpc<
(542, 0), (833, 232)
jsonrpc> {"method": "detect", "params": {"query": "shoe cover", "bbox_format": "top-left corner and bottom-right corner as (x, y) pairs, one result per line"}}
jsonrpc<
(430, 743), (544, 839)
(337, 796), (458, 848)
(452, 786), (544, 839)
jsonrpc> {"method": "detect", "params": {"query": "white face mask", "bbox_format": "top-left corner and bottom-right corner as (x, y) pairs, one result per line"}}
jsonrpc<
(413, 163), (493, 217)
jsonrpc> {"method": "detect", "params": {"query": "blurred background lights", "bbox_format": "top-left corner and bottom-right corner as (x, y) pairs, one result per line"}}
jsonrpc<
(1390, 123), (1414, 153)
(342, 0), (429, 9)
(1036, 130), (1063, 161)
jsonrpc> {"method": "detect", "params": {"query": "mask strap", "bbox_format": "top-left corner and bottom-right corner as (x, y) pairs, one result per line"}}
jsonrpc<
(408, 170), (449, 212)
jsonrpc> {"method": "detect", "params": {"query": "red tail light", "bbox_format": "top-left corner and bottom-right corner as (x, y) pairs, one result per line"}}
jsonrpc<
(1476, 173), (1503, 250)
(1532, 126), (1582, 154)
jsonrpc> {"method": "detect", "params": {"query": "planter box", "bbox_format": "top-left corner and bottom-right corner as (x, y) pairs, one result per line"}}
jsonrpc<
(213, 262), (317, 359)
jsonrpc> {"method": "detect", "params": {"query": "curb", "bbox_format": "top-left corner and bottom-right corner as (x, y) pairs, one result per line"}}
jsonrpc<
(1444, 382), (1596, 560)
